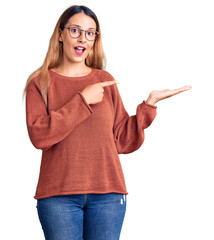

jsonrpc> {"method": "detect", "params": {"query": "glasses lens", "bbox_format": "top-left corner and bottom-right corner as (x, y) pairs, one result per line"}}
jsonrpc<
(86, 30), (97, 41)
(69, 28), (81, 38)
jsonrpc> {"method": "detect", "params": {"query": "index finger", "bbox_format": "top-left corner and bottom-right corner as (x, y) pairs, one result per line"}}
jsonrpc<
(100, 80), (119, 87)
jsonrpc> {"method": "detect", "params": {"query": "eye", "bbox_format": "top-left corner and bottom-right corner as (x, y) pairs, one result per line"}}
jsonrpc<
(87, 31), (95, 36)
(70, 28), (80, 33)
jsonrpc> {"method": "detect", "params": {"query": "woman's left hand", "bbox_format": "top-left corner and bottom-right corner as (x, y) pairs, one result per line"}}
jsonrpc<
(146, 85), (192, 106)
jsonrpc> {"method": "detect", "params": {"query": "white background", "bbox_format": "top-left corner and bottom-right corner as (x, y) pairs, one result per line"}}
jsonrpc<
(0, 0), (214, 239)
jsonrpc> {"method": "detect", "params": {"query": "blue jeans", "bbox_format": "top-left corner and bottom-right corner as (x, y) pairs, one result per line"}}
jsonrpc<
(36, 193), (127, 240)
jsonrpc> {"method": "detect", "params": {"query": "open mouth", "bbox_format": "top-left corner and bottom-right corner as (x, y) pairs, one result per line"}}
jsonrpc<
(74, 47), (86, 55)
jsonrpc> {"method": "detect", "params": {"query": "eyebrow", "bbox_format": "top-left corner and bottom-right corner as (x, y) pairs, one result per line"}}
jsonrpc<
(70, 24), (96, 30)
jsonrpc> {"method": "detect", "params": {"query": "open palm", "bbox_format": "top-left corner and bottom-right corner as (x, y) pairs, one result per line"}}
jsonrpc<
(146, 85), (192, 105)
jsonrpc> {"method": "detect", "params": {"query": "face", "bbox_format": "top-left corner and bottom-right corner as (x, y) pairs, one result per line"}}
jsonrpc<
(59, 12), (97, 64)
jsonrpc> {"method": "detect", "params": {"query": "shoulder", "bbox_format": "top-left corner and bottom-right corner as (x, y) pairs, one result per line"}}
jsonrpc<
(26, 74), (41, 93)
(27, 71), (53, 93)
(95, 69), (115, 82)
(95, 69), (119, 97)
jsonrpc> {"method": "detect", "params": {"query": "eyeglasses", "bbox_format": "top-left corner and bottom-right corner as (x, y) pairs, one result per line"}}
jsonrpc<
(64, 27), (99, 41)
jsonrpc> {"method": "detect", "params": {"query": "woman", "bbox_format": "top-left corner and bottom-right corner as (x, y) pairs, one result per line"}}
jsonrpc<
(23, 5), (191, 240)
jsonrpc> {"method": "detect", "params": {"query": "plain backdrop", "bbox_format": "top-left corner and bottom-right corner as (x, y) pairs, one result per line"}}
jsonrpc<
(0, 0), (214, 239)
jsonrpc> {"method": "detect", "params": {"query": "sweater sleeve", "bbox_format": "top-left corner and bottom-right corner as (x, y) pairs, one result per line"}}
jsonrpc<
(111, 77), (157, 154)
(25, 81), (93, 151)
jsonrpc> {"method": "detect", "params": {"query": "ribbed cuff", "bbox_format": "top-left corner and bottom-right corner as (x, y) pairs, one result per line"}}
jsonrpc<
(78, 91), (93, 113)
(143, 100), (157, 109)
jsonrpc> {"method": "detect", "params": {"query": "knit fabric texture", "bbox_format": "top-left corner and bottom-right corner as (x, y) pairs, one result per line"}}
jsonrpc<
(25, 68), (157, 199)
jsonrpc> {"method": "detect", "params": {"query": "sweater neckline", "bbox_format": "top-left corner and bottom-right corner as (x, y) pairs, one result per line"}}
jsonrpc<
(48, 68), (96, 80)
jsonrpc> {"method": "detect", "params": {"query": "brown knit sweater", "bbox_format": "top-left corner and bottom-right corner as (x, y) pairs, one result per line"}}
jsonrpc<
(25, 68), (157, 199)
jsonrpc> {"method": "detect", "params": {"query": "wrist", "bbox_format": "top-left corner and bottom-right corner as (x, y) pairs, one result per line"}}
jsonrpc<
(146, 96), (156, 106)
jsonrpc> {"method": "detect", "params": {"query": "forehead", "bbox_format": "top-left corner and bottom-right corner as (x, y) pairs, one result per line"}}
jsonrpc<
(66, 12), (96, 29)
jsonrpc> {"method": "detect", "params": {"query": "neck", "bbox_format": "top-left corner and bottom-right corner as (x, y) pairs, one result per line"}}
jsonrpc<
(56, 59), (91, 77)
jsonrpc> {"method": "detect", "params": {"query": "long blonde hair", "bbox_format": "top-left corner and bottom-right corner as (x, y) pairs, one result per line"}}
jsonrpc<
(22, 5), (107, 106)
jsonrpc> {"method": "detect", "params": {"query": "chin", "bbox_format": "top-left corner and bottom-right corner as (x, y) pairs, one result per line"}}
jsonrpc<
(66, 52), (88, 63)
(71, 57), (86, 63)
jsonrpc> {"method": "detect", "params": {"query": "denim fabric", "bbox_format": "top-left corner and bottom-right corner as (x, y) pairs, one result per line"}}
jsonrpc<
(36, 193), (127, 240)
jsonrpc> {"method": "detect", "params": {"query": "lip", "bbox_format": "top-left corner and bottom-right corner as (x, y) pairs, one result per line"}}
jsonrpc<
(74, 46), (86, 56)
(74, 45), (86, 50)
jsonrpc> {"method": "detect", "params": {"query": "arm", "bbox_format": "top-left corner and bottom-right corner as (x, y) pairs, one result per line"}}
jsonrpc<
(112, 82), (192, 153)
(25, 82), (93, 151)
(111, 78), (157, 154)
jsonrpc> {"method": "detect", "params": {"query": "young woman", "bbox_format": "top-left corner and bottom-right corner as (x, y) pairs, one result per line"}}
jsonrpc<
(23, 5), (191, 240)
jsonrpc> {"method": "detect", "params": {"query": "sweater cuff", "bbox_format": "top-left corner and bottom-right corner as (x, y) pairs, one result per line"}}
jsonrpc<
(78, 91), (93, 113)
(143, 100), (157, 109)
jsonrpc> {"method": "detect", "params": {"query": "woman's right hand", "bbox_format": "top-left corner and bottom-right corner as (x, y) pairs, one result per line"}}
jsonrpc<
(81, 81), (119, 104)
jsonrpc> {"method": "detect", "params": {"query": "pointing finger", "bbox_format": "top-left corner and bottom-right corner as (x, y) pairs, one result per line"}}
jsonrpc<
(100, 80), (119, 87)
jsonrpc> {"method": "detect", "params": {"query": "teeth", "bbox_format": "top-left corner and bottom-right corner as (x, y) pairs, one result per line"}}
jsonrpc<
(76, 47), (85, 50)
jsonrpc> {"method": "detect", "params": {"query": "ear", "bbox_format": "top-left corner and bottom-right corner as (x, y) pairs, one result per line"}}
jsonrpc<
(59, 28), (63, 42)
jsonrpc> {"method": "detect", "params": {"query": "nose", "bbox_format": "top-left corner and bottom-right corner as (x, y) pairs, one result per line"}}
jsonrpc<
(78, 30), (87, 43)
